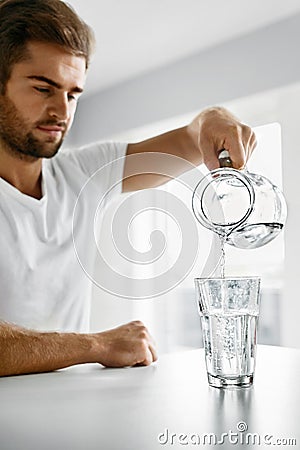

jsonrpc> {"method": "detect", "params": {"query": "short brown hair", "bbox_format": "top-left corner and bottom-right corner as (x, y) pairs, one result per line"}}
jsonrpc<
(0, 0), (95, 93)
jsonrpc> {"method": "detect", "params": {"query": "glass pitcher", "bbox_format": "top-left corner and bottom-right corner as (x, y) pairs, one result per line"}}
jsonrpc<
(192, 150), (287, 249)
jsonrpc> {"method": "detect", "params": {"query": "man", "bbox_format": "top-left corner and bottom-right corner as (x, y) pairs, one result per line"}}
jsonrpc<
(0, 0), (256, 376)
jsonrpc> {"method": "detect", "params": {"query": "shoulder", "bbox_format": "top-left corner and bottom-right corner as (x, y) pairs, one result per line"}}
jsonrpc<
(46, 141), (128, 180)
(62, 141), (127, 166)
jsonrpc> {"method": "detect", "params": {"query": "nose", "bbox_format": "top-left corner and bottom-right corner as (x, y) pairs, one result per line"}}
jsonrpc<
(47, 93), (70, 122)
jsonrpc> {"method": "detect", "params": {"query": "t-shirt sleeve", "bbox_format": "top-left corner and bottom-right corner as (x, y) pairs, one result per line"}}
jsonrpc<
(63, 141), (128, 201)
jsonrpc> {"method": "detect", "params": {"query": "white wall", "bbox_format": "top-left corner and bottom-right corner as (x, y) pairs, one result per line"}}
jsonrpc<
(66, 15), (300, 348)
(277, 86), (300, 348)
(67, 13), (300, 145)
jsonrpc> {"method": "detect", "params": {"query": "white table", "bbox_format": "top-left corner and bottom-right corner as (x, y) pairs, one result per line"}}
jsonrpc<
(0, 345), (299, 450)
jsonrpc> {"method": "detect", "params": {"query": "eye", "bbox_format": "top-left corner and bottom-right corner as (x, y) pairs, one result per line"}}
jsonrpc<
(68, 94), (79, 102)
(34, 87), (50, 94)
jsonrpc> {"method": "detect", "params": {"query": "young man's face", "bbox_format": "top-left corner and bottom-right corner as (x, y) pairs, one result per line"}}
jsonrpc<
(0, 41), (86, 159)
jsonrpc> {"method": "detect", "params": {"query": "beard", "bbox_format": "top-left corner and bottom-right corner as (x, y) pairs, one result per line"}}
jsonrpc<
(0, 95), (67, 160)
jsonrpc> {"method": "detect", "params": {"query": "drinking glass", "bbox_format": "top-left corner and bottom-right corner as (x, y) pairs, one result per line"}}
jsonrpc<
(195, 277), (261, 388)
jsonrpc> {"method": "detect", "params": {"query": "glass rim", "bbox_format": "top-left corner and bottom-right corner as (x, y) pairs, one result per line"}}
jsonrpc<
(194, 276), (261, 281)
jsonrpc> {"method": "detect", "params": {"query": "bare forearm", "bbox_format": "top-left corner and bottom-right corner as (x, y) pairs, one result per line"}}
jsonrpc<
(123, 106), (255, 192)
(127, 126), (200, 163)
(0, 322), (96, 376)
(0, 320), (157, 376)
(123, 126), (200, 192)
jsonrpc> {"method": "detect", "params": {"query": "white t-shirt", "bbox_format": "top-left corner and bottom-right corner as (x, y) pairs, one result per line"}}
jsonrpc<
(0, 141), (127, 332)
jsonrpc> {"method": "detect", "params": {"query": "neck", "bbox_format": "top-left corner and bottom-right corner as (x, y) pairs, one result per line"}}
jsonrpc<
(0, 145), (43, 200)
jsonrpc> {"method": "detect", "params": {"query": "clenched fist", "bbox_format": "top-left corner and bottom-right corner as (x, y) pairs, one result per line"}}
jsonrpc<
(91, 320), (158, 368)
(187, 106), (257, 171)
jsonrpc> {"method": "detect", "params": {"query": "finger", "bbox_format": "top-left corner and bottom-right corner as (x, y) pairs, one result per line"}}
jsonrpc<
(134, 336), (157, 366)
(144, 329), (158, 362)
(144, 348), (154, 365)
(243, 131), (251, 162)
(200, 139), (220, 171)
(247, 132), (257, 159)
(223, 134), (246, 169)
(149, 342), (158, 362)
(242, 130), (254, 162)
(134, 348), (154, 367)
(226, 123), (257, 169)
(130, 319), (144, 326)
(243, 126), (258, 163)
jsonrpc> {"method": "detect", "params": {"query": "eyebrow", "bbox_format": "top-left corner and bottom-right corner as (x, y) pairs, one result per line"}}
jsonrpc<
(27, 75), (84, 93)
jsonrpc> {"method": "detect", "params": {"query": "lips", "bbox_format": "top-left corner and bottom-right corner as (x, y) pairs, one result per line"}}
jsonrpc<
(36, 125), (65, 137)
(38, 126), (64, 132)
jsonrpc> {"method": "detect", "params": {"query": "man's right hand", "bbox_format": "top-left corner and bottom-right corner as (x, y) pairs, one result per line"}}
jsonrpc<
(0, 320), (157, 376)
(92, 320), (158, 368)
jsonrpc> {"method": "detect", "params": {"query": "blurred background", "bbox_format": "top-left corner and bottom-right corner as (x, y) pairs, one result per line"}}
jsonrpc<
(65, 0), (300, 352)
